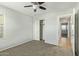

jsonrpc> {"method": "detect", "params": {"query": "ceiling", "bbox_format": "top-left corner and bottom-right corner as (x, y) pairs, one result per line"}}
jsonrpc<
(0, 2), (78, 16)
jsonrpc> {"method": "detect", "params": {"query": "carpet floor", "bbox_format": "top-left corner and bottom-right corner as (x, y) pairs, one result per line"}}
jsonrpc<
(0, 40), (73, 56)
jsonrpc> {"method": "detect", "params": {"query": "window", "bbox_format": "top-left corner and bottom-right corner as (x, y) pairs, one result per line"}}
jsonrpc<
(0, 15), (4, 38)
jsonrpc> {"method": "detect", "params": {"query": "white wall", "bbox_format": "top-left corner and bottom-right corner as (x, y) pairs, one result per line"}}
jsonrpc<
(33, 12), (58, 45)
(0, 5), (33, 51)
(34, 10), (73, 45)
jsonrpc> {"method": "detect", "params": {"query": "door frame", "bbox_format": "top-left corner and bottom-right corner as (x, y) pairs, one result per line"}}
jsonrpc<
(57, 12), (75, 55)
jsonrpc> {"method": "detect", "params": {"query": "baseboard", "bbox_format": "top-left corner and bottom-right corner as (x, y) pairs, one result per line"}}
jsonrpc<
(0, 39), (32, 52)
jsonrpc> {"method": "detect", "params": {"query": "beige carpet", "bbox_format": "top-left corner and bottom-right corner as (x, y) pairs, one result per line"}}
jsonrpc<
(0, 40), (73, 56)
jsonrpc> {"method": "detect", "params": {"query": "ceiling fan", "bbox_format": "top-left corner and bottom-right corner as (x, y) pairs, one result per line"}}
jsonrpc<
(24, 2), (46, 12)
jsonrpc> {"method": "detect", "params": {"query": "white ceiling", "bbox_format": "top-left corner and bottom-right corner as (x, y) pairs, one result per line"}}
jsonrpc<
(0, 2), (78, 16)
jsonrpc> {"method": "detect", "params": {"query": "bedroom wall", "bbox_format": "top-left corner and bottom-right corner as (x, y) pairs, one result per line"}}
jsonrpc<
(0, 5), (33, 51)
(34, 9), (73, 45)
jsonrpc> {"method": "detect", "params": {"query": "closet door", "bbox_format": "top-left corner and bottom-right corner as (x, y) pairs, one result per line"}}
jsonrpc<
(75, 10), (79, 56)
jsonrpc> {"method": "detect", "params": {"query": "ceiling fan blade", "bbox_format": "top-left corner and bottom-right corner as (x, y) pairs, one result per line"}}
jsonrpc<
(38, 2), (45, 5)
(39, 6), (46, 10)
(24, 5), (32, 7)
(31, 2), (38, 5)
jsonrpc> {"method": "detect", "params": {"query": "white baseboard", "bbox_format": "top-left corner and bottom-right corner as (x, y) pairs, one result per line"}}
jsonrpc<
(0, 39), (32, 52)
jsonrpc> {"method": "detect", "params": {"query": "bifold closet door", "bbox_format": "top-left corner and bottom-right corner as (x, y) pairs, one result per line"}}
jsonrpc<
(75, 10), (79, 56)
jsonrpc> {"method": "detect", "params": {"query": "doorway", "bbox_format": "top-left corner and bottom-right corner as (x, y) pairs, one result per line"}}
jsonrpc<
(39, 20), (45, 42)
(58, 15), (72, 48)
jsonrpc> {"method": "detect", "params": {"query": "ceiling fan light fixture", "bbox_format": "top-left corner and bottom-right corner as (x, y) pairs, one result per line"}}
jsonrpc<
(33, 5), (38, 9)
